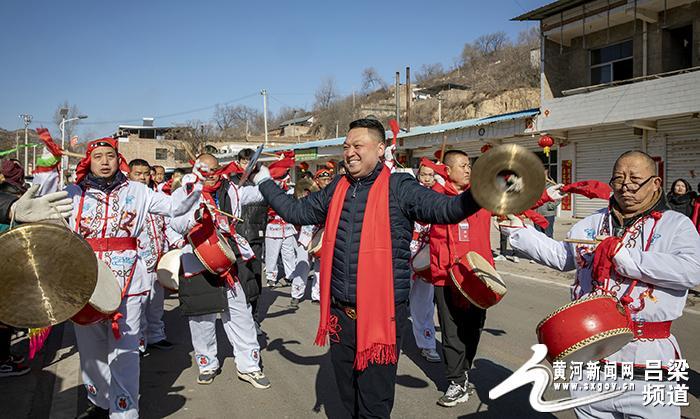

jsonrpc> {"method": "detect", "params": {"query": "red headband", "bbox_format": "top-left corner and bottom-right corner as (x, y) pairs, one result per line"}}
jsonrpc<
(75, 138), (129, 184)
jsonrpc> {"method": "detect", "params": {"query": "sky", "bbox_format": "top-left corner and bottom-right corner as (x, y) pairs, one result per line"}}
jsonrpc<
(0, 0), (548, 140)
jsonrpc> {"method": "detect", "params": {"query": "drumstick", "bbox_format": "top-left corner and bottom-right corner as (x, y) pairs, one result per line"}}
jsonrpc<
(206, 205), (244, 223)
(563, 238), (600, 245)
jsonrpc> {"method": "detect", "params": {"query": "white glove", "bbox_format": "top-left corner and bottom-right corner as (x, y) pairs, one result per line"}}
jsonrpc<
(505, 175), (523, 193)
(192, 162), (210, 182)
(253, 165), (271, 185)
(11, 184), (73, 223)
(497, 214), (525, 237)
(546, 183), (564, 201)
(384, 144), (396, 162)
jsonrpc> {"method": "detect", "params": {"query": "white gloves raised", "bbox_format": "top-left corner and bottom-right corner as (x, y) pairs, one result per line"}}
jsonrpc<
(496, 214), (525, 237)
(384, 144), (396, 162)
(546, 184), (564, 201)
(10, 184), (73, 223)
(191, 162), (210, 182)
(253, 165), (271, 185)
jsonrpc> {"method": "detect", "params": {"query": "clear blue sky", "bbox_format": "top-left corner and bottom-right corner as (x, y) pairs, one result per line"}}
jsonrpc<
(0, 0), (547, 139)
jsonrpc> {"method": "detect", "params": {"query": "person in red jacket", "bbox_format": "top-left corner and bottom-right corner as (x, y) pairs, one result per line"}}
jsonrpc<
(693, 184), (700, 233)
(428, 150), (492, 408)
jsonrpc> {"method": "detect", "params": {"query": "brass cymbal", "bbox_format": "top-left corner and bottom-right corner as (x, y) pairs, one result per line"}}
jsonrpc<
(470, 144), (545, 215)
(0, 223), (97, 328)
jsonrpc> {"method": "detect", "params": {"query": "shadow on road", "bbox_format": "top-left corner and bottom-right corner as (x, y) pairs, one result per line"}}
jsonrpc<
(461, 358), (556, 418)
(266, 337), (349, 419)
(138, 304), (190, 419)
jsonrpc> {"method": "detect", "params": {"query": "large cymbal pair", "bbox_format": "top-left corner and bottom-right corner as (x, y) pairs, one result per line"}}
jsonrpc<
(470, 144), (545, 215)
(0, 223), (97, 328)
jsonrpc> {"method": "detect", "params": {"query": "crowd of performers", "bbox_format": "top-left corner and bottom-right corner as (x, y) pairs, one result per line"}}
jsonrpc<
(0, 117), (698, 419)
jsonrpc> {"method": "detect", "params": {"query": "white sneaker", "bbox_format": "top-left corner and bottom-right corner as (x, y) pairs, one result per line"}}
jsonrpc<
(237, 370), (271, 389)
(493, 255), (507, 262)
(507, 255), (520, 263)
(420, 348), (441, 363)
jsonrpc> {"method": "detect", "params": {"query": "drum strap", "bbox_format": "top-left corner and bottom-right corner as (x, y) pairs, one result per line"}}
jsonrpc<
(86, 237), (138, 252)
(630, 320), (672, 340)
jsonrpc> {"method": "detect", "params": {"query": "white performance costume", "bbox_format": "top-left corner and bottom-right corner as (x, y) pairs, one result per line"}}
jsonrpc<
(264, 205), (297, 285)
(136, 213), (171, 350)
(170, 178), (263, 375)
(409, 222), (437, 351)
(42, 168), (201, 418)
(509, 208), (700, 419)
(291, 225), (320, 301)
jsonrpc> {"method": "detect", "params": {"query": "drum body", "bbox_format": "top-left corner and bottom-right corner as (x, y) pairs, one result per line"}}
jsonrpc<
(308, 228), (324, 256)
(72, 260), (122, 325)
(187, 220), (236, 275)
(411, 245), (431, 279)
(537, 294), (634, 363)
(157, 249), (182, 291)
(449, 251), (506, 309)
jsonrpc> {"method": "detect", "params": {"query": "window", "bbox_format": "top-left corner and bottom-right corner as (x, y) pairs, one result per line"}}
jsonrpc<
(590, 40), (633, 85)
(535, 150), (558, 182)
(663, 25), (693, 72)
(155, 148), (168, 160)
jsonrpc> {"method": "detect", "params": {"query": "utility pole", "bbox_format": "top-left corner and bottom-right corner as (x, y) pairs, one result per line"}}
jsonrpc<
(14, 129), (19, 160)
(395, 72), (400, 128)
(245, 119), (249, 141)
(335, 121), (339, 138)
(20, 114), (32, 176)
(405, 66), (411, 132)
(437, 95), (443, 125)
(261, 89), (269, 146)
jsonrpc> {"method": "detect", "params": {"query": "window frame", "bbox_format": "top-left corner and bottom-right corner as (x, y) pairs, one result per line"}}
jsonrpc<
(589, 39), (634, 85)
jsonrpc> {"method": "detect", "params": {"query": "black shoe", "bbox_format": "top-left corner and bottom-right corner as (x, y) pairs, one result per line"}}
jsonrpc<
(76, 403), (109, 419)
(437, 381), (470, 407)
(290, 298), (300, 309)
(277, 278), (290, 287)
(148, 340), (175, 351)
(311, 300), (320, 305)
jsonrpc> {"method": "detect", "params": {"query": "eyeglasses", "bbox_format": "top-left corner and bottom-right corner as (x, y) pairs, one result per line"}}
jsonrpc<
(608, 175), (656, 192)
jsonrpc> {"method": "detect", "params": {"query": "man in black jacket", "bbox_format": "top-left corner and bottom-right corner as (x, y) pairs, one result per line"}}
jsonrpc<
(229, 148), (268, 333)
(256, 118), (481, 418)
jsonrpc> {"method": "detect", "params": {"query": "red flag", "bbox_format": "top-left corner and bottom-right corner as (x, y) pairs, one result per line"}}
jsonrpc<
(562, 180), (612, 200)
(35, 128), (63, 157)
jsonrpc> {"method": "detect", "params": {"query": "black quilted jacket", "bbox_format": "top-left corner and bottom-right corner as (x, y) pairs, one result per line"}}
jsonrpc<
(259, 163), (480, 304)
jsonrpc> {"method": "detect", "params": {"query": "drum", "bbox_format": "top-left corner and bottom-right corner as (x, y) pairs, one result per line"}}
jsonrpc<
(308, 227), (324, 256)
(187, 207), (236, 275)
(72, 260), (121, 325)
(157, 249), (182, 291)
(536, 294), (634, 363)
(411, 245), (431, 279)
(449, 251), (507, 309)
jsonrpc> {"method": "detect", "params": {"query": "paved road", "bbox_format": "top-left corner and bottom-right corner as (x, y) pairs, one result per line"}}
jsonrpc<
(5, 260), (698, 419)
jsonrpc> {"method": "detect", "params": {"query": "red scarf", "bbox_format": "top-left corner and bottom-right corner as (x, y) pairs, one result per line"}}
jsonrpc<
(315, 166), (396, 370)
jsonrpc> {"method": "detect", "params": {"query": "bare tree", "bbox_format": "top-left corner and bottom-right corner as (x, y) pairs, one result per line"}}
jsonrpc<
(53, 101), (82, 143)
(518, 26), (540, 49)
(213, 104), (264, 138)
(415, 63), (445, 84)
(314, 77), (339, 110)
(165, 120), (215, 158)
(474, 31), (509, 56)
(361, 67), (387, 92)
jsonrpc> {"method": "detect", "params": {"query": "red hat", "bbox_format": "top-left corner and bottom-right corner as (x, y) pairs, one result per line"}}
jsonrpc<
(75, 138), (130, 184)
(314, 168), (332, 179)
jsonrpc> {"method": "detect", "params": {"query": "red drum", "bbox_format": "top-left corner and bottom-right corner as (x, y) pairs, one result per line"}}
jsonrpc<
(449, 251), (507, 309)
(187, 207), (236, 275)
(536, 294), (634, 363)
(411, 245), (431, 279)
(72, 260), (121, 325)
(308, 227), (324, 257)
(157, 249), (182, 291)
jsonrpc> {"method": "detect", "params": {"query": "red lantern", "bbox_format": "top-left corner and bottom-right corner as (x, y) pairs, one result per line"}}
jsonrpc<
(538, 135), (554, 157)
(480, 144), (493, 154)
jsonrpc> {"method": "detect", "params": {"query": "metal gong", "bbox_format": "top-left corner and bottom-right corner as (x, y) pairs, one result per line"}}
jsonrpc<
(470, 144), (545, 215)
(0, 223), (97, 328)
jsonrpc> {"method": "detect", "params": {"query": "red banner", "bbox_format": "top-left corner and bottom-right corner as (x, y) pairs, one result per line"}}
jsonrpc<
(561, 160), (572, 210)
